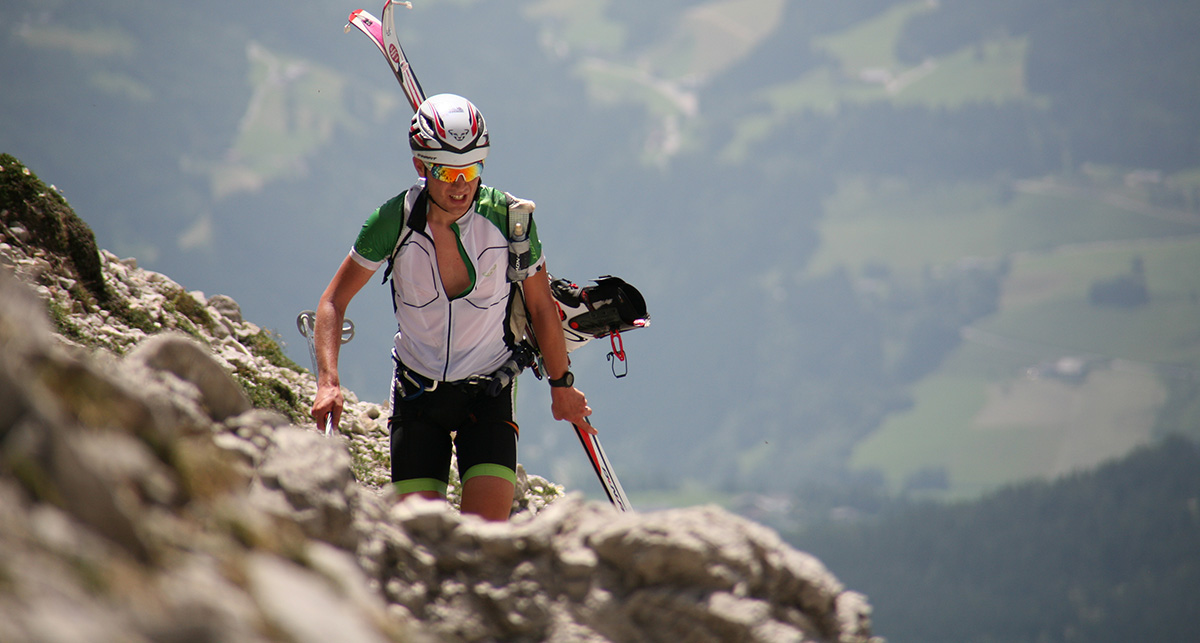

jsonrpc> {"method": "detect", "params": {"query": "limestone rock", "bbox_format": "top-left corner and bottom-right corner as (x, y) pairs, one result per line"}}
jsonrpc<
(127, 332), (252, 421)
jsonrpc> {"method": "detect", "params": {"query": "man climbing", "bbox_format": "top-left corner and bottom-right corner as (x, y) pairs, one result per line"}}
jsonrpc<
(310, 93), (592, 521)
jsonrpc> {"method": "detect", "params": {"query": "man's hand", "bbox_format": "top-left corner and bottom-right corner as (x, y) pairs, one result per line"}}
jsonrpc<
(311, 383), (344, 433)
(551, 385), (594, 433)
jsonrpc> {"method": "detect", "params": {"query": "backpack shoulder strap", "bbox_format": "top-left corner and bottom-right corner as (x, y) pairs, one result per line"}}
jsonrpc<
(381, 180), (426, 284)
(498, 191), (538, 353)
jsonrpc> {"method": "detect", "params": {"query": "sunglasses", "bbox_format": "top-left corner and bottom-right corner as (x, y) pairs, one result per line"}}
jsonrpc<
(426, 161), (484, 183)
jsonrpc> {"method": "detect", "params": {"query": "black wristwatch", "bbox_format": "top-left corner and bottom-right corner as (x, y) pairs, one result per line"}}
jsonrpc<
(548, 371), (574, 388)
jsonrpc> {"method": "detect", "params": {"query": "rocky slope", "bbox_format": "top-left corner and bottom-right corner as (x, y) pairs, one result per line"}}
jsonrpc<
(0, 154), (879, 643)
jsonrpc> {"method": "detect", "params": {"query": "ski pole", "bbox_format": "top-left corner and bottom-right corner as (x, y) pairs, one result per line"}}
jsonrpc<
(573, 418), (632, 511)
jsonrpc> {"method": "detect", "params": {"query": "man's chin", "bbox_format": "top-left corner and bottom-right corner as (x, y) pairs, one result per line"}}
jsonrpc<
(431, 195), (474, 217)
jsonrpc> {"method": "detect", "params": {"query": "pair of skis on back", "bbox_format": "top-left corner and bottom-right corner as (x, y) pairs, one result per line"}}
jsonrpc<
(341, 1), (631, 511)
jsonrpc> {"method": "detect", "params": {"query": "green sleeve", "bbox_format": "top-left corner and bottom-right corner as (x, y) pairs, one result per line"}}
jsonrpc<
(353, 192), (407, 264)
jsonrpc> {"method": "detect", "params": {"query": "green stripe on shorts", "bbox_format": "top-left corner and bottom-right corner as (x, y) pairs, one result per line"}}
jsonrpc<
(461, 463), (517, 485)
(394, 478), (448, 496)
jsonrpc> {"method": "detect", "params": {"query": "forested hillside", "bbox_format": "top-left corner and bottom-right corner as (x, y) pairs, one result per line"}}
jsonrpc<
(796, 437), (1200, 642)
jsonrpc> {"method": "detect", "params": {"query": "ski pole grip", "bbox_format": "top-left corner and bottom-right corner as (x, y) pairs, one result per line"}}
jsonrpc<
(296, 310), (316, 338)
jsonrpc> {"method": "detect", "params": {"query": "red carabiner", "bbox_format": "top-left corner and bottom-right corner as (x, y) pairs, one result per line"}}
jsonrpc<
(607, 329), (628, 378)
(610, 330), (626, 362)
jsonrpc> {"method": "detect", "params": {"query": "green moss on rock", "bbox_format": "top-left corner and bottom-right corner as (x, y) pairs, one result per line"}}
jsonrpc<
(241, 329), (303, 374)
(233, 361), (306, 423)
(0, 154), (110, 306)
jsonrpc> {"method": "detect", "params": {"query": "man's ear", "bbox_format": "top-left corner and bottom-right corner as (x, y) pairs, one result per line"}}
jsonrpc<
(412, 157), (427, 177)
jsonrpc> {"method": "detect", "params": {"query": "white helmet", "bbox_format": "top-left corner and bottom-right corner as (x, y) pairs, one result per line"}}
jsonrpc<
(409, 93), (489, 166)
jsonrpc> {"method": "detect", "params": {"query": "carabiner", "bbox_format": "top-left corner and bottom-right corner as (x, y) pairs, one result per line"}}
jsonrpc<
(607, 330), (628, 378)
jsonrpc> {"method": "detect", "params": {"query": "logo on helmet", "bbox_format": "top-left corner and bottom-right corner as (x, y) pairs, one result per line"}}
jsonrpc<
(448, 128), (470, 142)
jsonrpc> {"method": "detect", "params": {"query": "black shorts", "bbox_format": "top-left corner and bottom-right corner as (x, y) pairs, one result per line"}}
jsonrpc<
(388, 370), (519, 496)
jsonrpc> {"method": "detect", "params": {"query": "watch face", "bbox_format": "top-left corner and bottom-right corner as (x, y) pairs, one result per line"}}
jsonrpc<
(552, 372), (573, 387)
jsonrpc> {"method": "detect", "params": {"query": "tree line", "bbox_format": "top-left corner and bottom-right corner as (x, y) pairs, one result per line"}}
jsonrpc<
(793, 436), (1200, 643)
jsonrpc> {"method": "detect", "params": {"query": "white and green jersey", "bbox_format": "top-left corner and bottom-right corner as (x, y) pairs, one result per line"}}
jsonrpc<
(349, 180), (545, 382)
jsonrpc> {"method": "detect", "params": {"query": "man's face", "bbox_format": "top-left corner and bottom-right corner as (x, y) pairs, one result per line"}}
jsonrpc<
(414, 157), (481, 217)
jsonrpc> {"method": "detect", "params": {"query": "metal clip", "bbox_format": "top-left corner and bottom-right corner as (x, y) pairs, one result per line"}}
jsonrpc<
(607, 330), (628, 378)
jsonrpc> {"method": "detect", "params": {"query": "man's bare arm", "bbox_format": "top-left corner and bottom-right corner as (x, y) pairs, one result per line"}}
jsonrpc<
(311, 256), (374, 428)
(522, 267), (594, 431)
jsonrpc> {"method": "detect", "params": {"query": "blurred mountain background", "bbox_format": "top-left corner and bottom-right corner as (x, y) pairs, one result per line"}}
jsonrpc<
(6, 0), (1200, 639)
(4, 0), (1198, 517)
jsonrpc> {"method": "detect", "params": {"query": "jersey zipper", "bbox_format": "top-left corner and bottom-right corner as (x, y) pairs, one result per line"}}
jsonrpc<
(439, 222), (476, 381)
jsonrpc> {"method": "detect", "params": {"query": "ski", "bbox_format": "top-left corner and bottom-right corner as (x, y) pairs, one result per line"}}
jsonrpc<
(344, 3), (633, 511)
(297, 311), (356, 436)
(574, 420), (632, 511)
(345, 2), (426, 111)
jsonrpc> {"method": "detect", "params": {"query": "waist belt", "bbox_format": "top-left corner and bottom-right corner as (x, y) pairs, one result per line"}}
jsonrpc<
(393, 354), (517, 400)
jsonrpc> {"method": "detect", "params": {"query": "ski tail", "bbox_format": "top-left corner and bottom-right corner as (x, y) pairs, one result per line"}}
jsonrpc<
(574, 420), (632, 511)
(346, 2), (426, 111)
(346, 10), (388, 59)
(381, 0), (426, 111)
